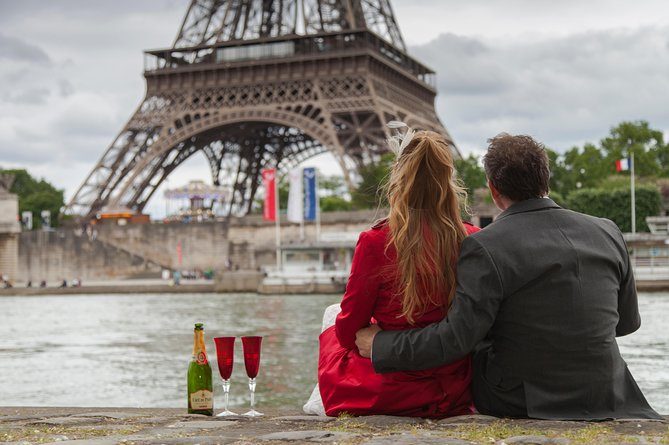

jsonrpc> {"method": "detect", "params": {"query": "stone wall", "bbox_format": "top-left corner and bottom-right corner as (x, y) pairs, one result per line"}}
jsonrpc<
(17, 230), (161, 282)
(15, 207), (511, 281)
(0, 191), (20, 280)
(0, 233), (18, 280)
(93, 210), (380, 271)
(16, 210), (380, 280)
(93, 219), (232, 271)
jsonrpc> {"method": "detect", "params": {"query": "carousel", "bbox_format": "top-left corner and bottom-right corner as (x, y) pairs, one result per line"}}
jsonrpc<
(164, 180), (229, 222)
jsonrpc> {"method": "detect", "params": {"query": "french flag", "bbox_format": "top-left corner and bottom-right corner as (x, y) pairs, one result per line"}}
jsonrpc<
(615, 158), (630, 172)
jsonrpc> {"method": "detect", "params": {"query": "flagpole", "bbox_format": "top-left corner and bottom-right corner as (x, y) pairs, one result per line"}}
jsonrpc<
(275, 172), (282, 271)
(315, 172), (321, 242)
(631, 152), (636, 234)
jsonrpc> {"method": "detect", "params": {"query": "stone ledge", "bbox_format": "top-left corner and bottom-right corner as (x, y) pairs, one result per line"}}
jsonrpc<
(0, 407), (666, 445)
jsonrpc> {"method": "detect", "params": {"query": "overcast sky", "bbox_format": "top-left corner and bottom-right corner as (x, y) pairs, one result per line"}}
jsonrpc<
(1, 0), (668, 216)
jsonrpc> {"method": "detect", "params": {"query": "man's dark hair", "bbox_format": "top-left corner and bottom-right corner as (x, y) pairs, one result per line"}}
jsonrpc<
(483, 133), (550, 201)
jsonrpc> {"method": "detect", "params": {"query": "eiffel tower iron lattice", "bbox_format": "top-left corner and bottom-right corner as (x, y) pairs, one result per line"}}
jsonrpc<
(66, 0), (458, 219)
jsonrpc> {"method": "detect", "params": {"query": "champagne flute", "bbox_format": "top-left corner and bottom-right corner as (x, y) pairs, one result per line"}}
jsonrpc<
(213, 336), (238, 417)
(241, 336), (263, 417)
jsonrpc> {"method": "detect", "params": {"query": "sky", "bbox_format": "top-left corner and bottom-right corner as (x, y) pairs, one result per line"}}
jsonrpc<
(0, 0), (668, 217)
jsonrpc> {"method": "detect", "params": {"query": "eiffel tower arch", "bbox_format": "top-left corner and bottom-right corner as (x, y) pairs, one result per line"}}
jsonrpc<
(66, 0), (457, 220)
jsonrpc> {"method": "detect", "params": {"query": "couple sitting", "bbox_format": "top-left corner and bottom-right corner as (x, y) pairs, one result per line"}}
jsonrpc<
(307, 130), (660, 420)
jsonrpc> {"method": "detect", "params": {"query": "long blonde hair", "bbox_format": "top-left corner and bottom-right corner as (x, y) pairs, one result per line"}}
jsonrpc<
(385, 130), (468, 323)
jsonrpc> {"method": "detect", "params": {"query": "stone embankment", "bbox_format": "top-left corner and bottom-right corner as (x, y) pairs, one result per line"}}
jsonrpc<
(0, 407), (666, 445)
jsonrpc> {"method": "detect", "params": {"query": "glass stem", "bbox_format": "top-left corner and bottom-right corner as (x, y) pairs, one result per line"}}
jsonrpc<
(249, 377), (256, 411)
(223, 379), (231, 412)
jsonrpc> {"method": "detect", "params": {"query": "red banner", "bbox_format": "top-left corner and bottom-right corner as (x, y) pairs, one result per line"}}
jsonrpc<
(262, 168), (277, 221)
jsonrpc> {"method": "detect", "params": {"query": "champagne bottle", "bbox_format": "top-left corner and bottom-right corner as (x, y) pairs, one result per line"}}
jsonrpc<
(187, 323), (213, 415)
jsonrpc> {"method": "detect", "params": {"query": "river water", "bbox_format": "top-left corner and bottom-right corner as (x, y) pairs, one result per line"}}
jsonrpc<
(0, 292), (666, 413)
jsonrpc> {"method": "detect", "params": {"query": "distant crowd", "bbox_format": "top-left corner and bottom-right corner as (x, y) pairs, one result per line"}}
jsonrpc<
(0, 273), (83, 289)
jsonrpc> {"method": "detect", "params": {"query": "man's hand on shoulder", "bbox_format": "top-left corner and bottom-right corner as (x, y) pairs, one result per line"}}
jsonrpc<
(355, 324), (382, 358)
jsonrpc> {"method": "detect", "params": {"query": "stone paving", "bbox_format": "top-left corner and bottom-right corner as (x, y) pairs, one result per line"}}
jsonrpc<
(0, 407), (666, 445)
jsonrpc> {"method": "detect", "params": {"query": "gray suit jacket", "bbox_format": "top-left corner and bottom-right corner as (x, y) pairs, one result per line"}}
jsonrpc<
(372, 198), (660, 419)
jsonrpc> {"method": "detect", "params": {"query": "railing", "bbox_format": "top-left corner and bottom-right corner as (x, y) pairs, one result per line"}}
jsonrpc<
(631, 255), (669, 280)
(143, 30), (436, 87)
(646, 216), (669, 234)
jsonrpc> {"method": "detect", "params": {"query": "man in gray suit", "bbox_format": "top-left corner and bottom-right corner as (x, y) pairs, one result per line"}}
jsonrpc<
(355, 134), (660, 420)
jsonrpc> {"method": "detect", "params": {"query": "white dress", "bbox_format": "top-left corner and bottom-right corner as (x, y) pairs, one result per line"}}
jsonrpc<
(303, 304), (341, 416)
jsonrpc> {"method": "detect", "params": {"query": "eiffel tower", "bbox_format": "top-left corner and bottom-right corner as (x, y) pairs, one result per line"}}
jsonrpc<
(66, 0), (456, 219)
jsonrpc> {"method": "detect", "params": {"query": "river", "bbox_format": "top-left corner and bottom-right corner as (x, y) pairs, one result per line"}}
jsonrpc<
(0, 292), (666, 413)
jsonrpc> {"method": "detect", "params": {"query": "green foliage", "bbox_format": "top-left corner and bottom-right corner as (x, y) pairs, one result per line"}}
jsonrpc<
(455, 153), (487, 201)
(549, 121), (669, 197)
(1, 169), (64, 228)
(319, 175), (353, 211)
(321, 196), (353, 212)
(319, 175), (347, 194)
(350, 153), (394, 209)
(454, 120), (668, 231)
(549, 143), (611, 194)
(548, 191), (566, 207)
(566, 186), (660, 232)
(596, 174), (658, 191)
(254, 171), (354, 214)
(278, 178), (289, 209)
(253, 121), (669, 221)
(599, 120), (667, 177)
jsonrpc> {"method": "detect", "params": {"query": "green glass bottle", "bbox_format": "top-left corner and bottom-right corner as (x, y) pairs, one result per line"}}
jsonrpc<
(187, 323), (213, 415)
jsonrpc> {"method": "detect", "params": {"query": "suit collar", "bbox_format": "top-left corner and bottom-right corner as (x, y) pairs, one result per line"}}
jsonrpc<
(496, 197), (561, 221)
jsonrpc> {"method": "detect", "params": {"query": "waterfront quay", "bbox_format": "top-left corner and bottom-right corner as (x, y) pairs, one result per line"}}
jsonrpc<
(6, 210), (669, 295)
(1, 273), (668, 296)
(0, 407), (667, 445)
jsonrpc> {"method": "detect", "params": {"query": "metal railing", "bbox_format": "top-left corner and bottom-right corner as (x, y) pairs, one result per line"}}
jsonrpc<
(143, 30), (436, 87)
(646, 216), (669, 235)
(631, 255), (669, 280)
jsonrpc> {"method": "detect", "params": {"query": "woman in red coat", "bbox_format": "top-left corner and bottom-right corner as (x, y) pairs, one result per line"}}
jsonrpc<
(317, 129), (479, 418)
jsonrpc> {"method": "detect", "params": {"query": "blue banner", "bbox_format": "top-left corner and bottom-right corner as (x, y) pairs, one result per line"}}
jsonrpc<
(303, 167), (317, 222)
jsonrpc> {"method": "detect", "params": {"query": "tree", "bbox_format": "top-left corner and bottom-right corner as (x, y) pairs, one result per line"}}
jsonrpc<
(1, 169), (65, 228)
(321, 196), (353, 212)
(278, 178), (289, 209)
(351, 153), (395, 209)
(319, 175), (353, 211)
(599, 120), (667, 178)
(253, 171), (355, 214)
(548, 121), (668, 198)
(455, 154), (487, 197)
(319, 175), (348, 196)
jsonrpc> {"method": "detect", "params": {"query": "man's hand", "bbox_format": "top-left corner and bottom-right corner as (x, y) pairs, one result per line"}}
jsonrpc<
(355, 324), (382, 358)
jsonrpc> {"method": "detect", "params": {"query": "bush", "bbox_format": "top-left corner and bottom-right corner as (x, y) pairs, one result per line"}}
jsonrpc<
(548, 191), (566, 207)
(1, 169), (65, 228)
(320, 195), (353, 212)
(566, 186), (660, 232)
(351, 153), (394, 209)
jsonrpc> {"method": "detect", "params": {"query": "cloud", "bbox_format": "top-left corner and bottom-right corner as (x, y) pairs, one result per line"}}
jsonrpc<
(0, 33), (120, 168)
(0, 1), (187, 201)
(58, 79), (75, 97)
(411, 26), (669, 154)
(0, 34), (51, 64)
(393, 0), (669, 44)
(2, 87), (50, 105)
(0, 0), (668, 217)
(415, 34), (515, 95)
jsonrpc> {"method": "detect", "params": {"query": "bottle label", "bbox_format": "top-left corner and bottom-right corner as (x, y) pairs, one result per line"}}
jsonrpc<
(195, 352), (208, 365)
(190, 390), (213, 410)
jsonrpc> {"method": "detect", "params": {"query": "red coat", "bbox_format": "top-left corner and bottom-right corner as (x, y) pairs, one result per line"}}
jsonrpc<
(318, 221), (480, 418)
